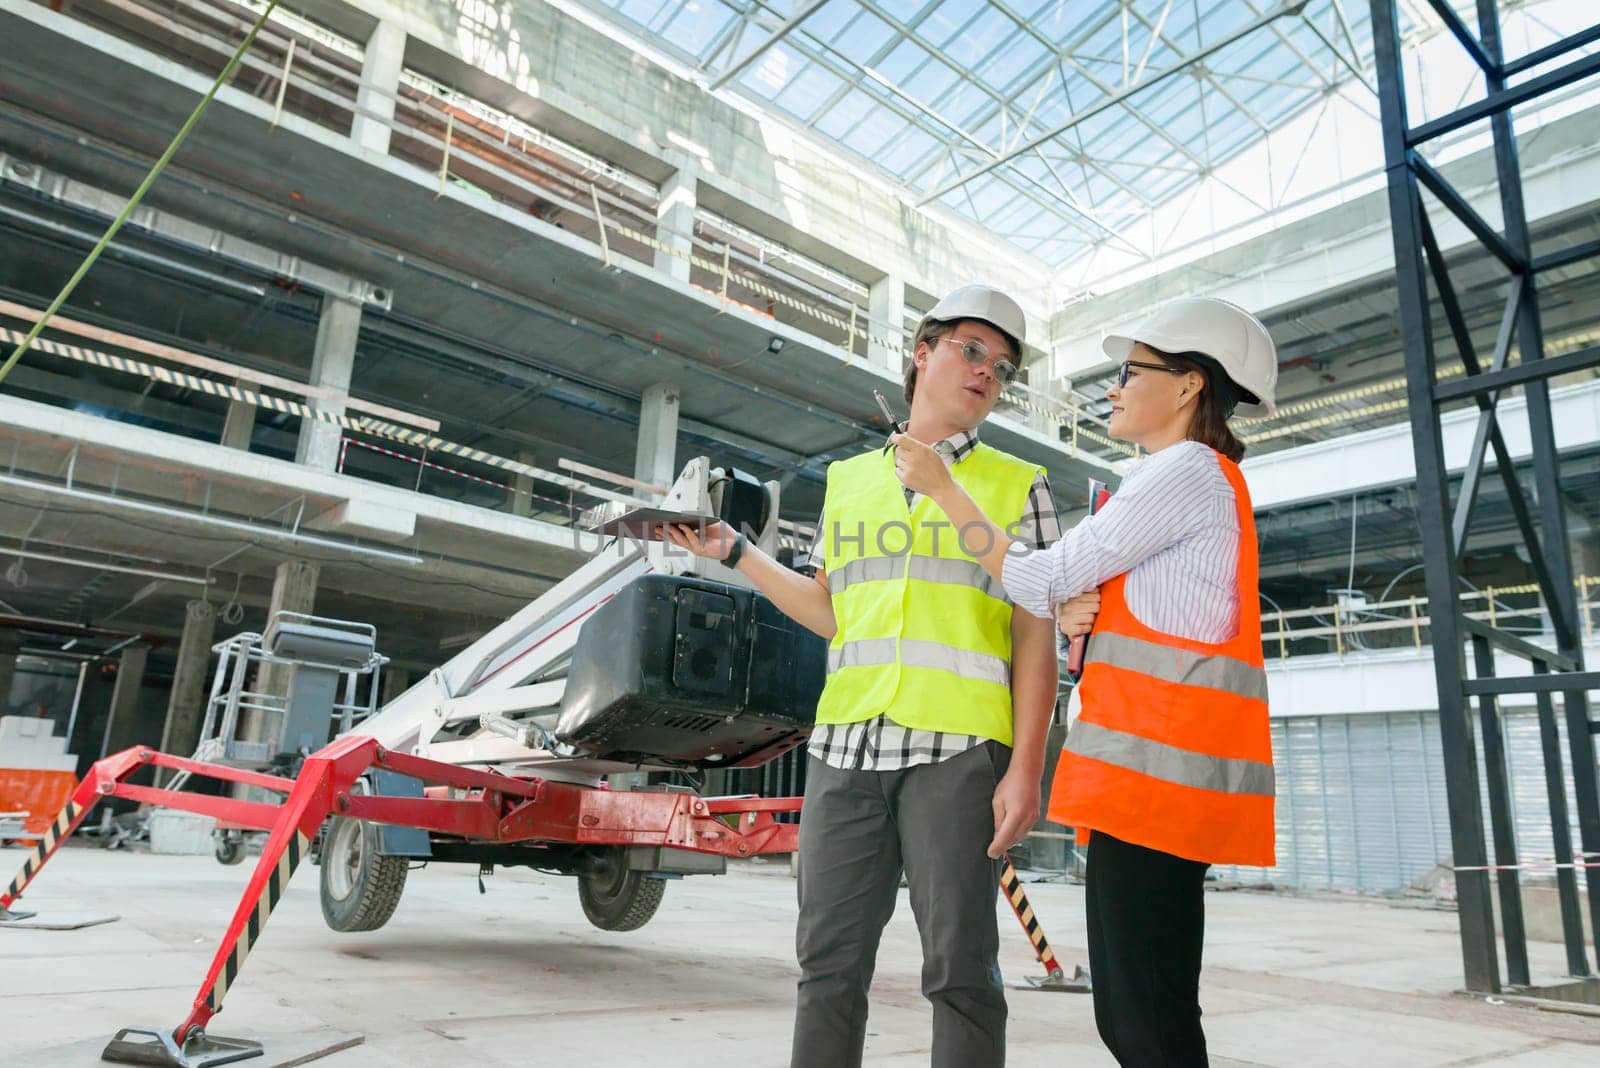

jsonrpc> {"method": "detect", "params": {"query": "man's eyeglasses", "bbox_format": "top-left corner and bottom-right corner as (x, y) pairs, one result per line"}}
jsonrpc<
(1116, 359), (1189, 388)
(938, 336), (1018, 387)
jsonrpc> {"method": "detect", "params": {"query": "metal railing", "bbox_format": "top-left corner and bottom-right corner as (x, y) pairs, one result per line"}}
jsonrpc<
(193, 613), (387, 769)
(1262, 577), (1600, 660)
(50, 0), (1126, 463)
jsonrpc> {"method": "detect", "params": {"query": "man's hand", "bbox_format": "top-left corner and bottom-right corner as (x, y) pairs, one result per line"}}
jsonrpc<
(665, 520), (739, 561)
(1056, 589), (1100, 638)
(988, 765), (1042, 860)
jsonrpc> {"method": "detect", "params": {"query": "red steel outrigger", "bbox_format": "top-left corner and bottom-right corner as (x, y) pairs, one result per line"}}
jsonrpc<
(3, 456), (1077, 1064)
(2, 739), (800, 1066)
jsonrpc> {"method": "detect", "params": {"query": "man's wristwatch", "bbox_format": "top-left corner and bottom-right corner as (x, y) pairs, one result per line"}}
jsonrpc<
(723, 532), (747, 569)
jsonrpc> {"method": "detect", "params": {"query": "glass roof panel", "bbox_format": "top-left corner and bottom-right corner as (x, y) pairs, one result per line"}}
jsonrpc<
(575, 0), (1398, 268)
(652, 1), (740, 58)
(820, 9), (898, 64)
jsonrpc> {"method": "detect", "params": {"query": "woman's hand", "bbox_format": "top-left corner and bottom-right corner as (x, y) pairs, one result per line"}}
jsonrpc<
(1056, 590), (1100, 638)
(890, 433), (954, 500)
(664, 520), (738, 561)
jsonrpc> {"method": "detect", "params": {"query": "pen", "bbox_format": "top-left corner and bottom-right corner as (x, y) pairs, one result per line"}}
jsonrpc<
(873, 389), (904, 453)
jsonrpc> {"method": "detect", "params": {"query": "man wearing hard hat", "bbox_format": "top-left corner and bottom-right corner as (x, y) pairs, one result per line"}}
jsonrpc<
(670, 284), (1093, 1067)
(891, 295), (1280, 1067)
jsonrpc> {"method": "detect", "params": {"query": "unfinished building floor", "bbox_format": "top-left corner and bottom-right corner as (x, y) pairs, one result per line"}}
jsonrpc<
(3, 843), (1597, 1066)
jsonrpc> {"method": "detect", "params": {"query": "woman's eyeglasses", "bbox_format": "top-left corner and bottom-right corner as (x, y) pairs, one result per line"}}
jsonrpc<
(1116, 359), (1189, 388)
(938, 336), (1018, 387)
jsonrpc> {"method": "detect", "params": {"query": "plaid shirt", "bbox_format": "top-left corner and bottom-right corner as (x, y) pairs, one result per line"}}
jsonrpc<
(805, 430), (1061, 771)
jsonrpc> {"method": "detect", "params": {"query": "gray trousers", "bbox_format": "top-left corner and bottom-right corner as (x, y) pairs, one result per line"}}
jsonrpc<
(791, 743), (1011, 1068)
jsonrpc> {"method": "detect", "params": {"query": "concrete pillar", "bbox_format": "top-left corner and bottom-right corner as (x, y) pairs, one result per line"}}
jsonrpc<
(69, 662), (111, 776)
(868, 274), (906, 371)
(220, 379), (255, 451)
(244, 560), (320, 745)
(352, 20), (405, 155)
(157, 601), (217, 764)
(633, 383), (680, 490)
(654, 170), (695, 284)
(0, 629), (20, 716)
(509, 450), (537, 517)
(99, 645), (150, 759)
(295, 296), (361, 472)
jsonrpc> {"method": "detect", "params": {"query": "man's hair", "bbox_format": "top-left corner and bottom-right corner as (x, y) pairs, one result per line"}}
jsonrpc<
(902, 317), (1022, 406)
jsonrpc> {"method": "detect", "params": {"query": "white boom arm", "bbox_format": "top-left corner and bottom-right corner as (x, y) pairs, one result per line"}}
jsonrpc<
(352, 458), (783, 781)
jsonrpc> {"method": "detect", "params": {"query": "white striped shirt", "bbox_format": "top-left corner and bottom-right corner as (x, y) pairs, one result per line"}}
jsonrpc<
(1002, 440), (1242, 645)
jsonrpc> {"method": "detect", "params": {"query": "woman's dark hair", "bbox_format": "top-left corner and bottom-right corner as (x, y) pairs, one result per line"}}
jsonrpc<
(1147, 345), (1248, 463)
(902, 317), (1022, 406)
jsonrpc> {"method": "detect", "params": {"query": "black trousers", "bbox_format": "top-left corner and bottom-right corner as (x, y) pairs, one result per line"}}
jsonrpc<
(1084, 830), (1210, 1068)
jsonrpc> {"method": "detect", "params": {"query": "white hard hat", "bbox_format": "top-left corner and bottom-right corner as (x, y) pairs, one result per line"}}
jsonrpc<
(1102, 297), (1278, 418)
(925, 284), (1027, 354)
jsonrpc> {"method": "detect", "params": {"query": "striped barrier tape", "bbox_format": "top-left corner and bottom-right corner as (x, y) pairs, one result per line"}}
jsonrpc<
(341, 437), (576, 514)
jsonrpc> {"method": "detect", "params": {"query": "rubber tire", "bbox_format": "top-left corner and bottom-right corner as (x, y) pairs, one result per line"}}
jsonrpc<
(319, 816), (408, 933)
(578, 851), (666, 932)
(214, 834), (245, 867)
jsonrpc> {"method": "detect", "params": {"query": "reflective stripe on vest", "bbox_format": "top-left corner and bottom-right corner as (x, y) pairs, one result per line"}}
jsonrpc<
(828, 554), (1008, 602)
(1046, 450), (1275, 867)
(1084, 631), (1268, 703)
(1063, 720), (1275, 797)
(814, 441), (1043, 741)
(828, 637), (1011, 688)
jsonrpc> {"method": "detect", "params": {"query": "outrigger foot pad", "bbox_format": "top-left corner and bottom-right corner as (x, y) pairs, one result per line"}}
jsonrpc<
(103, 1027), (263, 1067)
(0, 906), (37, 922)
(1015, 964), (1092, 994)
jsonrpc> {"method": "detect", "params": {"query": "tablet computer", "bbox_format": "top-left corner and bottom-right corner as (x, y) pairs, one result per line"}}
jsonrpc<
(589, 506), (721, 540)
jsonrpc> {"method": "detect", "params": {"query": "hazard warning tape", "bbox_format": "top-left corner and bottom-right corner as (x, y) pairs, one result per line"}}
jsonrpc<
(3, 318), (1123, 483)
(0, 324), (644, 509)
(207, 829), (310, 1011)
(3, 800), (83, 905)
(1000, 856), (1063, 978)
(341, 438), (576, 514)
(0, 323), (390, 435)
(1454, 851), (1600, 874)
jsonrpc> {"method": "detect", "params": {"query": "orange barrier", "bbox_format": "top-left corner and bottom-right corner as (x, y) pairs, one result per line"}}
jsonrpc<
(0, 767), (79, 837)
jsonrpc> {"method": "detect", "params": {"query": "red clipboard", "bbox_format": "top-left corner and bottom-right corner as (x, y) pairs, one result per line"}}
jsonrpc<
(1064, 478), (1112, 681)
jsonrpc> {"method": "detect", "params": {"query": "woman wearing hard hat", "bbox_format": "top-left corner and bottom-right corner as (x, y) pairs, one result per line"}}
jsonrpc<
(892, 295), (1278, 1067)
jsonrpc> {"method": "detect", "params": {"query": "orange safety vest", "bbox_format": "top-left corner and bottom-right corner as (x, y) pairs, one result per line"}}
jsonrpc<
(1046, 452), (1275, 867)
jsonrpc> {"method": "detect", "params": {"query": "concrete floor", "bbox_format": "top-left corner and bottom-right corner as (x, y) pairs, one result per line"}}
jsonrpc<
(3, 843), (1598, 1066)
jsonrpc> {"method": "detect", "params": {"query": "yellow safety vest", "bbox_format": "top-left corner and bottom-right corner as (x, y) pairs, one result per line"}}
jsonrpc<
(816, 441), (1043, 744)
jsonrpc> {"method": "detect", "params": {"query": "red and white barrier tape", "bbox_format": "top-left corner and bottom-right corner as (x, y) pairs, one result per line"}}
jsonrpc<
(341, 437), (575, 514)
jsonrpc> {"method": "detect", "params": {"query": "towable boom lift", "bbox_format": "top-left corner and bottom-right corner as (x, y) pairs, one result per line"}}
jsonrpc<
(2, 458), (824, 1067)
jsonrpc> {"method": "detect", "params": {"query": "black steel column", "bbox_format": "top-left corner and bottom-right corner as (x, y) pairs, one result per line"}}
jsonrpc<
(1370, 0), (1499, 993)
(1472, 636), (1528, 986)
(1372, 0), (1600, 990)
(1533, 662), (1590, 977)
(1474, 0), (1600, 975)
